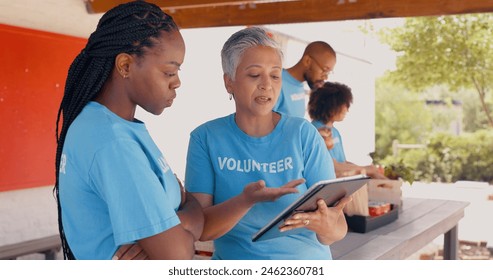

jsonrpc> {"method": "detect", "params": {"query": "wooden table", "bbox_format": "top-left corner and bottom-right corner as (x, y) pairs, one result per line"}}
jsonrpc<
(331, 197), (469, 260)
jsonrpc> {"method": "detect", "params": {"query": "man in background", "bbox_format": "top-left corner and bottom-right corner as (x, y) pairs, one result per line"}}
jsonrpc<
(274, 41), (337, 118)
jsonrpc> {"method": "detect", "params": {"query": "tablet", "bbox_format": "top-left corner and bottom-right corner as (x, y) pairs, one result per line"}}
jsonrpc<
(251, 174), (370, 242)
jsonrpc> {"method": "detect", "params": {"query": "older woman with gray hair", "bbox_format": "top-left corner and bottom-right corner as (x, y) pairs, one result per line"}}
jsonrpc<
(184, 26), (351, 260)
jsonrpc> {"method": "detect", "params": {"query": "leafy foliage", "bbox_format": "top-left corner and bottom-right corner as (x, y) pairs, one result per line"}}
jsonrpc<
(383, 159), (415, 184)
(379, 14), (493, 127)
(381, 130), (493, 184)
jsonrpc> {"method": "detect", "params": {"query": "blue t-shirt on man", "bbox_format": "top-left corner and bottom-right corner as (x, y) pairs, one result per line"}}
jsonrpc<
(273, 69), (306, 118)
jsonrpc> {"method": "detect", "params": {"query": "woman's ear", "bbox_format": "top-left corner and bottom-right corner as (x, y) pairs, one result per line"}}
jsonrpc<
(223, 73), (234, 93)
(115, 53), (133, 78)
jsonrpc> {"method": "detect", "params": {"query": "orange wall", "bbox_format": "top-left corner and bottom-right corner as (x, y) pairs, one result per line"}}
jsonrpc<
(0, 24), (87, 192)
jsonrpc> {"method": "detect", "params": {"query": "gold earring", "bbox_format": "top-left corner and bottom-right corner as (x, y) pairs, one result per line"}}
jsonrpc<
(120, 69), (128, 79)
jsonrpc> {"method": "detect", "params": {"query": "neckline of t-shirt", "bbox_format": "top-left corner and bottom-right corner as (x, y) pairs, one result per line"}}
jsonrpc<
(228, 112), (286, 144)
(283, 68), (303, 86)
(87, 101), (146, 127)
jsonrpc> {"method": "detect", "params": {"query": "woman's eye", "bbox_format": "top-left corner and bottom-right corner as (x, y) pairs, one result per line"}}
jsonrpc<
(164, 67), (180, 77)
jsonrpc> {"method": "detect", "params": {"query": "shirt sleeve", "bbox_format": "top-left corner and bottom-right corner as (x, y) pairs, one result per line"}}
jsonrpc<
(300, 121), (336, 187)
(90, 140), (180, 245)
(185, 130), (216, 195)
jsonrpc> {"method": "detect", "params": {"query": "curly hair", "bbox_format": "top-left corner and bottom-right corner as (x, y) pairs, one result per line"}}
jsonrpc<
(308, 81), (353, 124)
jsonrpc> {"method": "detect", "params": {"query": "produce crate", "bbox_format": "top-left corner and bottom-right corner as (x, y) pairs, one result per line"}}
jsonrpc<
(368, 179), (403, 208)
(345, 204), (399, 233)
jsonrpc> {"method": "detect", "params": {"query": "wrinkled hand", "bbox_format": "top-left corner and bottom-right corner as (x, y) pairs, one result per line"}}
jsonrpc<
(280, 196), (352, 235)
(364, 165), (388, 180)
(336, 168), (365, 178)
(242, 179), (303, 205)
(113, 243), (148, 260)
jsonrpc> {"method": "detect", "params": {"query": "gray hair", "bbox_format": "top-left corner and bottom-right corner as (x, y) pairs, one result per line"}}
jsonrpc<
(221, 26), (283, 81)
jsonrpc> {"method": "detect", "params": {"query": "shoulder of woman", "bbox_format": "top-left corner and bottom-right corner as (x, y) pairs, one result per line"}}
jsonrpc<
(282, 114), (310, 126)
(192, 115), (230, 131)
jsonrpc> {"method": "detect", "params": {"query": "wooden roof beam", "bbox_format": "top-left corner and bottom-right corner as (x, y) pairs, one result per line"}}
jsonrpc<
(84, 0), (493, 29)
(167, 0), (493, 29)
(85, 0), (299, 13)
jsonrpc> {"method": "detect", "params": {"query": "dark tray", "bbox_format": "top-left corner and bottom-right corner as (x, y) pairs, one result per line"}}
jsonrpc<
(345, 204), (399, 233)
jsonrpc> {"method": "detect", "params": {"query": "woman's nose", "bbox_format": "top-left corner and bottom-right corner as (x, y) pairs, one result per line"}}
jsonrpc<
(258, 79), (272, 90)
(171, 76), (181, 90)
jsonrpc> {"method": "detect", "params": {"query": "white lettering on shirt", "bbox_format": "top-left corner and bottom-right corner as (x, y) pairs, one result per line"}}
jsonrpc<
(290, 93), (305, 101)
(158, 156), (170, 173)
(217, 157), (294, 173)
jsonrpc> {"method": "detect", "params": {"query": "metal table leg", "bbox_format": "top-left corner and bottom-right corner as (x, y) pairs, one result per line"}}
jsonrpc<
(443, 225), (458, 260)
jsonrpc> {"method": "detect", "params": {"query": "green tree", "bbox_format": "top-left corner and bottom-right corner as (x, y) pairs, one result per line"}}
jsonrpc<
(456, 89), (492, 131)
(374, 76), (433, 161)
(379, 14), (493, 127)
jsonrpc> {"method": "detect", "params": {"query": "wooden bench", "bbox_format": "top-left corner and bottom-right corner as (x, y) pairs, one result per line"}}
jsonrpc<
(0, 235), (61, 260)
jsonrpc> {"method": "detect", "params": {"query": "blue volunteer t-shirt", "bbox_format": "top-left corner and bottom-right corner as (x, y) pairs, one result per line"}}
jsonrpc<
(59, 102), (181, 259)
(273, 69), (306, 118)
(311, 120), (346, 162)
(185, 113), (336, 260)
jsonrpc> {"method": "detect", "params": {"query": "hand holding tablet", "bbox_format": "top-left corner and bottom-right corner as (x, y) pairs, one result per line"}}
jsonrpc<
(252, 174), (370, 242)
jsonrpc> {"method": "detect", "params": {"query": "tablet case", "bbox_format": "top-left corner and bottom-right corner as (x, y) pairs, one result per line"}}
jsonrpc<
(252, 174), (370, 242)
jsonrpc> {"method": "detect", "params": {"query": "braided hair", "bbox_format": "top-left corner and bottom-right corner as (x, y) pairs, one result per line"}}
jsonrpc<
(54, 0), (178, 260)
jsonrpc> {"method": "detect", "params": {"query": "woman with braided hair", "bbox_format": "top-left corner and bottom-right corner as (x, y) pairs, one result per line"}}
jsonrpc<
(55, 1), (203, 260)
